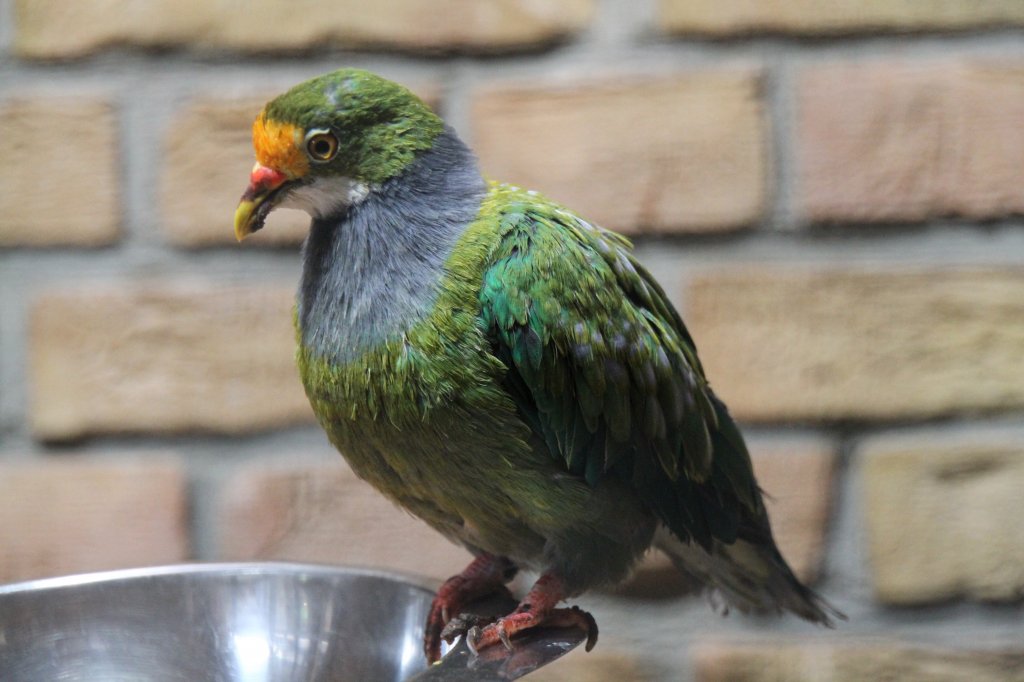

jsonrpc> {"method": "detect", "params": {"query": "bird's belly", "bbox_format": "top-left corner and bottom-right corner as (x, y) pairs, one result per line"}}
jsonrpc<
(301, 352), (657, 589)
(330, 410), (656, 590)
(327, 408), (553, 562)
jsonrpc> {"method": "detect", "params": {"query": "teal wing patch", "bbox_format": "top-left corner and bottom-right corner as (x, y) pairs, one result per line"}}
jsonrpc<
(478, 187), (762, 550)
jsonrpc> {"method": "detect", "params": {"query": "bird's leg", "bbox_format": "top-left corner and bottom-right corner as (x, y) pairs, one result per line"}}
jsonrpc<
(424, 553), (518, 663)
(465, 572), (598, 656)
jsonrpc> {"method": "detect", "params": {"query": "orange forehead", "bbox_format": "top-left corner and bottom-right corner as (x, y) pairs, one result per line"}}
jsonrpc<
(252, 113), (309, 177)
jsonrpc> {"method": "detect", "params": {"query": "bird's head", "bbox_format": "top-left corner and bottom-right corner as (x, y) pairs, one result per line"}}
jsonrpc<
(233, 68), (443, 241)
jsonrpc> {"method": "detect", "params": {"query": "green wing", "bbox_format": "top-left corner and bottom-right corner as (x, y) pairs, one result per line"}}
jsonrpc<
(478, 186), (763, 550)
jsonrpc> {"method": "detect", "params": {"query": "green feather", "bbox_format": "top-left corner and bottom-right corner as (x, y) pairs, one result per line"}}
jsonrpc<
(476, 183), (763, 549)
(263, 68), (443, 184)
(296, 179), (774, 594)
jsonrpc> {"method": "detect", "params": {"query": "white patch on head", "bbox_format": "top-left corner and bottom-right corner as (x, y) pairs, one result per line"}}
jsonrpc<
(279, 175), (372, 218)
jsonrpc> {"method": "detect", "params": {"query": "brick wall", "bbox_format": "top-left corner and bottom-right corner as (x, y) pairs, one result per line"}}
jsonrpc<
(1, 1), (1023, 680)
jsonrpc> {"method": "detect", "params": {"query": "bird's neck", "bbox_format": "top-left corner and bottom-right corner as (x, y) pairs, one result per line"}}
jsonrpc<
(297, 126), (487, 364)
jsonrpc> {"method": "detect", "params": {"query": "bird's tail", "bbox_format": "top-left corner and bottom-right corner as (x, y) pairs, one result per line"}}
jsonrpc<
(654, 527), (844, 625)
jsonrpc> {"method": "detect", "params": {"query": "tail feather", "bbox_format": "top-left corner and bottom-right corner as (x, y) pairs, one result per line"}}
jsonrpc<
(655, 527), (844, 626)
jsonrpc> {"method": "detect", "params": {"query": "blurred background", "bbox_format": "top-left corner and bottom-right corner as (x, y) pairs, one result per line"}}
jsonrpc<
(2, 0), (1024, 680)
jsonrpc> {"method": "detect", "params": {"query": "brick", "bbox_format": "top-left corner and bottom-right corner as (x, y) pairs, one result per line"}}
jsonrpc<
(798, 61), (1024, 223)
(0, 456), (187, 583)
(862, 431), (1024, 604)
(0, 97), (119, 247)
(529, 651), (650, 682)
(14, 0), (593, 58)
(748, 443), (834, 582)
(471, 71), (767, 234)
(658, 0), (1024, 35)
(161, 84), (440, 247)
(626, 440), (834, 591)
(218, 459), (472, 580)
(161, 96), (309, 247)
(29, 282), (312, 439)
(694, 642), (1024, 682)
(685, 268), (1024, 421)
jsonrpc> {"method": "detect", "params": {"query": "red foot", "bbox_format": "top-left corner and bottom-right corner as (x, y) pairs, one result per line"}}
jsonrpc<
(424, 554), (517, 663)
(465, 572), (599, 656)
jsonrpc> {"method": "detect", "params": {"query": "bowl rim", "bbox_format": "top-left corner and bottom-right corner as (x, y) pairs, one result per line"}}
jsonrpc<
(0, 561), (440, 597)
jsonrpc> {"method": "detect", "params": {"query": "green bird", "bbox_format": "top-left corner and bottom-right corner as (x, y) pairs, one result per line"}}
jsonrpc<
(233, 69), (840, 663)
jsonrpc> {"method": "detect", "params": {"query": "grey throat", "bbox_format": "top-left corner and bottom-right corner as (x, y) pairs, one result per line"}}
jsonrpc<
(297, 126), (488, 364)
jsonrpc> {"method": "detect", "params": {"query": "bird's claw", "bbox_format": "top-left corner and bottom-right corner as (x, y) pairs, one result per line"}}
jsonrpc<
(440, 612), (491, 643)
(573, 607), (599, 652)
(464, 605), (598, 657)
(497, 622), (514, 651)
(464, 620), (513, 655)
(423, 556), (517, 664)
(465, 625), (482, 656)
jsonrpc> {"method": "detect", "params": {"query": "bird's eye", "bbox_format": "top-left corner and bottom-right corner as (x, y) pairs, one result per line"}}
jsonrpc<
(305, 130), (339, 162)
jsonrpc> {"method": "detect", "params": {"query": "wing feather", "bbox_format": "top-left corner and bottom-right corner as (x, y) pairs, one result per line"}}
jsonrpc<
(478, 186), (761, 549)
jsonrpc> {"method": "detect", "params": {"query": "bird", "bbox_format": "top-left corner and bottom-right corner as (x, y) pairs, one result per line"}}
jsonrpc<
(233, 68), (841, 664)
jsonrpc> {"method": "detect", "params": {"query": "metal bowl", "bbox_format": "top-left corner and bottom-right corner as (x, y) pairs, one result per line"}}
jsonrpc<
(0, 563), (434, 682)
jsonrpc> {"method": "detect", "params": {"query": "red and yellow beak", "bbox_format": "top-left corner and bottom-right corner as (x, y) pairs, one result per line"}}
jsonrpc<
(234, 113), (308, 241)
(233, 163), (289, 241)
